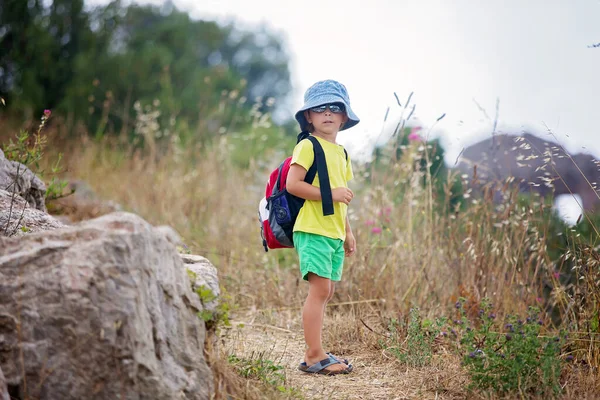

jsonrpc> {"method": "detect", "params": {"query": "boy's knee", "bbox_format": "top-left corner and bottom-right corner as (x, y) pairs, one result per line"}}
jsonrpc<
(326, 287), (335, 303)
(311, 285), (330, 302)
(307, 274), (332, 301)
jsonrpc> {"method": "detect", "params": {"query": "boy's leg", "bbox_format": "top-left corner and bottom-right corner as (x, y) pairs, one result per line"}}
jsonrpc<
(326, 280), (336, 304)
(303, 273), (348, 372)
(322, 280), (350, 364)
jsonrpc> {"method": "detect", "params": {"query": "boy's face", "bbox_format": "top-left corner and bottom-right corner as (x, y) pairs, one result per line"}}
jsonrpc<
(304, 104), (349, 136)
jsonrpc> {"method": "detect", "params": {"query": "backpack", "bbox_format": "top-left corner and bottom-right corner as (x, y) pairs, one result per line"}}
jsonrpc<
(258, 132), (347, 252)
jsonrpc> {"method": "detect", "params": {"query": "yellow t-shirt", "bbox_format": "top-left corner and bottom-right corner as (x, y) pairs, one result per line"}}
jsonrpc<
(291, 135), (353, 241)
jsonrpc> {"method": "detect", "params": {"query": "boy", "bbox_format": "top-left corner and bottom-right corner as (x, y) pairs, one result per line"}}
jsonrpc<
(286, 80), (359, 375)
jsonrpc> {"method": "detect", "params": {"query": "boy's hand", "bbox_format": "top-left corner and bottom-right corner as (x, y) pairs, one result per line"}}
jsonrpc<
(332, 187), (354, 205)
(344, 232), (356, 257)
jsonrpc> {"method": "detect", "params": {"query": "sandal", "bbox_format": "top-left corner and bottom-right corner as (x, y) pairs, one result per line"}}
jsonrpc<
(298, 355), (353, 375)
(326, 352), (349, 365)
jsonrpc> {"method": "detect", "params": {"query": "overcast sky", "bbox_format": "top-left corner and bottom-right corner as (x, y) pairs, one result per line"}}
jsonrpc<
(88, 0), (600, 164)
(88, 0), (599, 220)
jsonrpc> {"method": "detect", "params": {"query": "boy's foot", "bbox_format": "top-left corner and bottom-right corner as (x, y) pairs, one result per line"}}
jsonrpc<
(326, 352), (349, 365)
(299, 353), (351, 375)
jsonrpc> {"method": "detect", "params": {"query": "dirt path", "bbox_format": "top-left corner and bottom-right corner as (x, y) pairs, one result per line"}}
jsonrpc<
(220, 311), (468, 400)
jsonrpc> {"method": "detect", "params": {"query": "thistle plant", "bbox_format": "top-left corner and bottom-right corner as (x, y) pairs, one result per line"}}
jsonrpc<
(454, 298), (564, 396)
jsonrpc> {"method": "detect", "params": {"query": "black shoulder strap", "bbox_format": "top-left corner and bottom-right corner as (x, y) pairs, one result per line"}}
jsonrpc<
(273, 131), (314, 194)
(297, 131), (319, 187)
(297, 130), (310, 143)
(307, 135), (334, 216)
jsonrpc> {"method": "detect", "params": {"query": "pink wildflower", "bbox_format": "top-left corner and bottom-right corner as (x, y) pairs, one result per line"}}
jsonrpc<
(408, 126), (423, 141)
(377, 207), (392, 217)
(553, 272), (560, 279)
(365, 219), (375, 226)
(43, 109), (51, 118)
(371, 227), (382, 234)
(377, 208), (392, 223)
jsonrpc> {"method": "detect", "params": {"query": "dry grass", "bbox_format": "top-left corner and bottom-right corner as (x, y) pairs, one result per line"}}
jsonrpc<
(4, 122), (599, 399)
(219, 308), (470, 400)
(216, 306), (600, 399)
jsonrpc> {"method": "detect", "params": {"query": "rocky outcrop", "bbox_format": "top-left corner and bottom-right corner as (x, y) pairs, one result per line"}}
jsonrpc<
(0, 366), (8, 400)
(0, 189), (65, 236)
(0, 148), (47, 212)
(0, 212), (213, 400)
(181, 254), (221, 315)
(457, 133), (600, 211)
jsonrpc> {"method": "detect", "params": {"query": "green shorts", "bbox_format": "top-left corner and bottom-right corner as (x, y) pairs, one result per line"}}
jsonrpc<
(293, 231), (345, 281)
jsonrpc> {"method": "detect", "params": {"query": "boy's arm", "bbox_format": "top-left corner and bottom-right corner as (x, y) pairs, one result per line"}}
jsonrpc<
(344, 215), (356, 256)
(287, 164), (354, 204)
(286, 164), (322, 200)
(345, 215), (353, 236)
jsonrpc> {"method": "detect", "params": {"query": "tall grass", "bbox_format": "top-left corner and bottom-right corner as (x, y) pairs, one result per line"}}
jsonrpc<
(4, 104), (599, 397)
(36, 116), (598, 313)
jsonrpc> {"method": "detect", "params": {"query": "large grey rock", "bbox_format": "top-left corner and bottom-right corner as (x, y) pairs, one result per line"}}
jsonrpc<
(0, 148), (47, 212)
(0, 212), (213, 400)
(181, 254), (220, 315)
(155, 225), (184, 248)
(0, 366), (8, 400)
(0, 189), (65, 237)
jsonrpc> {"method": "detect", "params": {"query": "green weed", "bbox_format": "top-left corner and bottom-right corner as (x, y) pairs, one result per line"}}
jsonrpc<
(227, 353), (302, 397)
(454, 299), (564, 397)
(384, 307), (446, 367)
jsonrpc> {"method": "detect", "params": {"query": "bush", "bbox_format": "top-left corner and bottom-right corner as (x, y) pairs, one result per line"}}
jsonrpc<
(454, 299), (564, 396)
(383, 307), (446, 367)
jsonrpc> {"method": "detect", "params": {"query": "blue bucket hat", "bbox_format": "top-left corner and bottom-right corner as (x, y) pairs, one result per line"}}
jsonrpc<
(295, 80), (360, 131)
